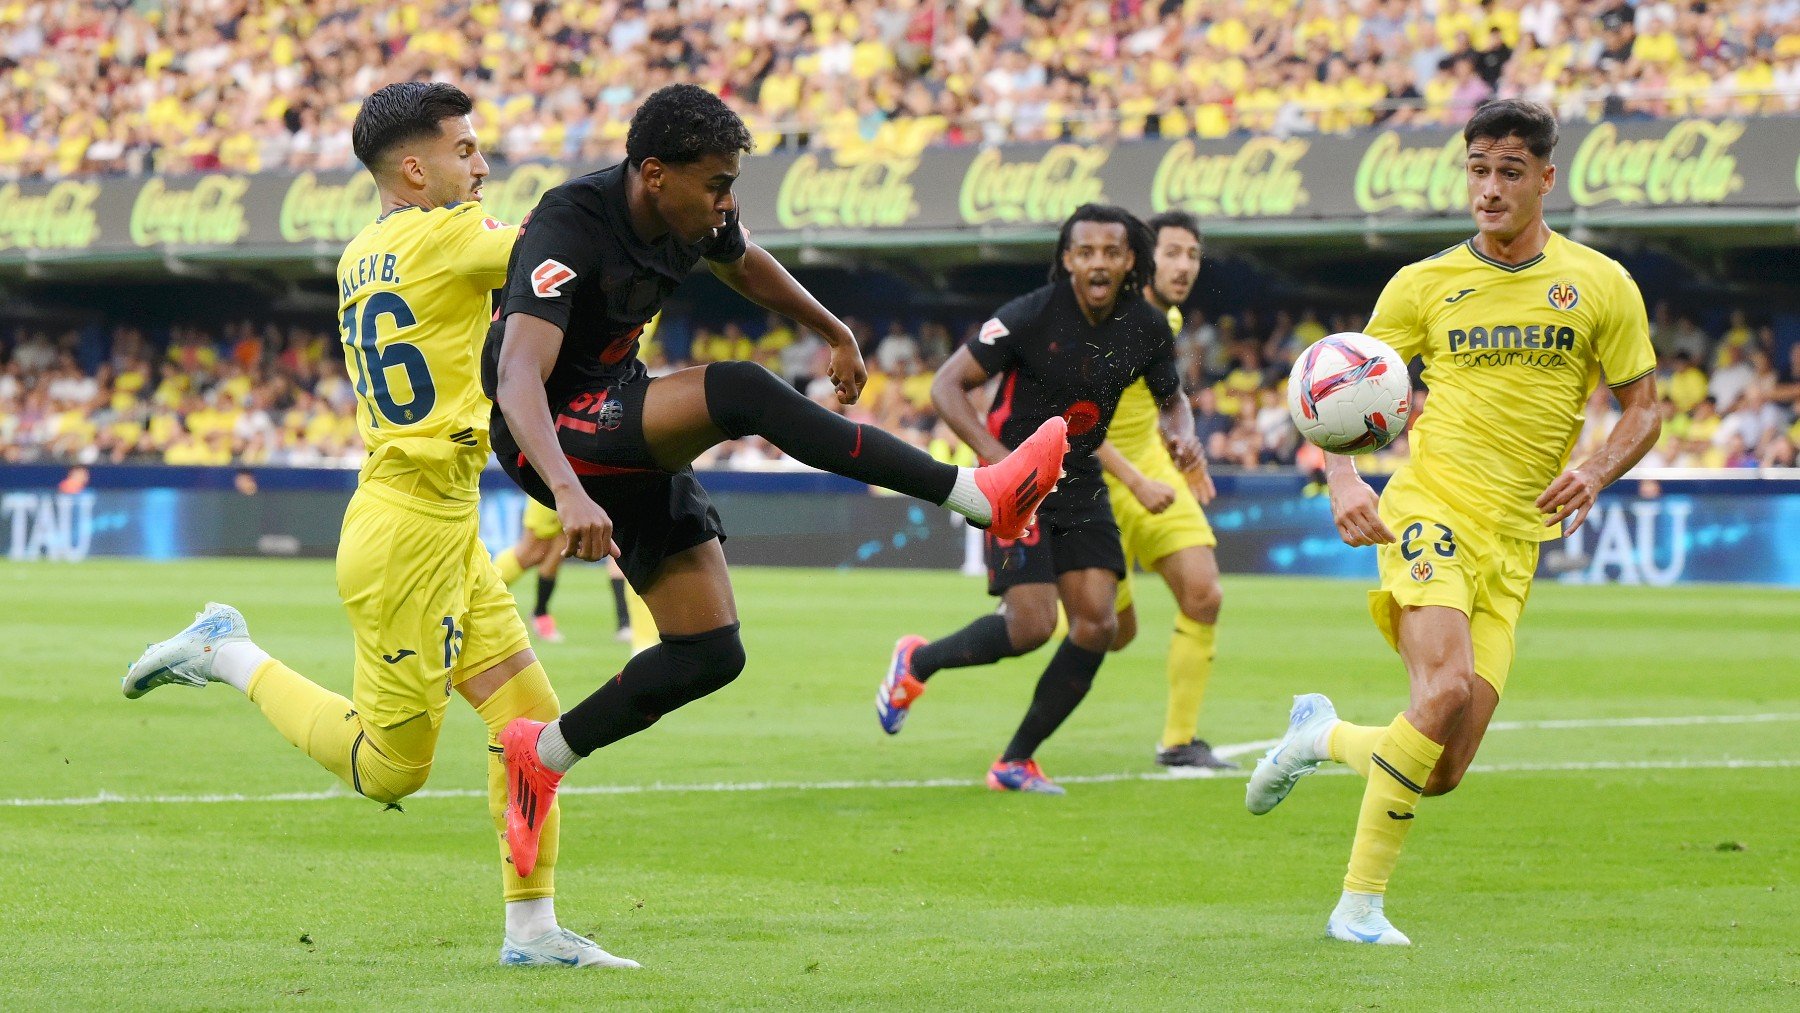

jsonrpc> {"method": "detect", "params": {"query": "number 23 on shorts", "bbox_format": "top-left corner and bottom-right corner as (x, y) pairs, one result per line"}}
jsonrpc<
(1399, 521), (1456, 561)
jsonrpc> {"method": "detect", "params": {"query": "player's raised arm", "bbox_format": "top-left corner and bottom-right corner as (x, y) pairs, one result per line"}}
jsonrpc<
(708, 236), (866, 404)
(930, 346), (1012, 465)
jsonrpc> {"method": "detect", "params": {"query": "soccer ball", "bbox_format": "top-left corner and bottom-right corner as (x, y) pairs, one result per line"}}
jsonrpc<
(1286, 332), (1411, 455)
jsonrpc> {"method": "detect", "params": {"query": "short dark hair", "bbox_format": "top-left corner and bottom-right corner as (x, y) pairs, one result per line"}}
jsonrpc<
(1050, 203), (1155, 295)
(1464, 98), (1559, 160)
(351, 82), (474, 170)
(1145, 210), (1202, 246)
(626, 84), (755, 168)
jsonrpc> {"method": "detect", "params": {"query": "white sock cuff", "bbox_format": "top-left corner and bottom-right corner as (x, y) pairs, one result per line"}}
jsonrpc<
(945, 468), (991, 525)
(1313, 718), (1340, 762)
(537, 720), (580, 774)
(505, 896), (557, 940)
(212, 641), (270, 694)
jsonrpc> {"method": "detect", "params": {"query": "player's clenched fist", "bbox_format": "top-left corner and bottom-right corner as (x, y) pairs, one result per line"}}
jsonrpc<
(827, 341), (867, 404)
(1326, 472), (1395, 547)
(555, 489), (620, 561)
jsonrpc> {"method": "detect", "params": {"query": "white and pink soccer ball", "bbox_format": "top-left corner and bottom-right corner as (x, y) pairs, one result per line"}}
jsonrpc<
(1286, 332), (1411, 455)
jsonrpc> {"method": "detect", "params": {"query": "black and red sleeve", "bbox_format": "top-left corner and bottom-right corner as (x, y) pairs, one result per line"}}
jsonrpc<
(500, 198), (601, 333)
(966, 291), (1038, 377)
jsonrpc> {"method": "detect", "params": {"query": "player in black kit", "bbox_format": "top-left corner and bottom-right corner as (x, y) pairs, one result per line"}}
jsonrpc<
(489, 85), (1069, 881)
(874, 204), (1201, 794)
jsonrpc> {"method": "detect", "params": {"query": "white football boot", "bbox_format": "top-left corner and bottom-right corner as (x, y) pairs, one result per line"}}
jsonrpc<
(122, 602), (250, 699)
(1326, 891), (1412, 945)
(1244, 693), (1338, 815)
(500, 927), (641, 968)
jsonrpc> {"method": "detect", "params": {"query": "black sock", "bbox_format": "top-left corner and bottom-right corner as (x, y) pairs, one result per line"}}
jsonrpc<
(704, 360), (956, 503)
(912, 614), (1018, 680)
(559, 624), (746, 755)
(610, 576), (630, 628)
(533, 574), (557, 617)
(1001, 639), (1105, 762)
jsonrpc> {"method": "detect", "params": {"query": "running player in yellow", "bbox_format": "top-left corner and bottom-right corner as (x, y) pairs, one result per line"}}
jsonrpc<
(493, 497), (575, 642)
(1244, 100), (1660, 944)
(1095, 210), (1234, 771)
(493, 498), (658, 649)
(122, 82), (636, 968)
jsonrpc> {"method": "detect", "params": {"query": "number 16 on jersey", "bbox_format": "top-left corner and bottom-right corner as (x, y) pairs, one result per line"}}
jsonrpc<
(340, 291), (438, 427)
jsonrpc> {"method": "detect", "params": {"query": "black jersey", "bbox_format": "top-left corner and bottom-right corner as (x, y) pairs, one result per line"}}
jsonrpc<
(485, 161), (747, 401)
(967, 281), (1179, 510)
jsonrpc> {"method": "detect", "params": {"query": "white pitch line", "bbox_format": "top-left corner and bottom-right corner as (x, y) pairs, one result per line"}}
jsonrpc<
(5, 712), (1797, 809)
(1212, 711), (1800, 760)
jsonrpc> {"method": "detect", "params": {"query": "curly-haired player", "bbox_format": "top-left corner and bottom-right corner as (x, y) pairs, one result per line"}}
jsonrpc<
(486, 85), (1069, 902)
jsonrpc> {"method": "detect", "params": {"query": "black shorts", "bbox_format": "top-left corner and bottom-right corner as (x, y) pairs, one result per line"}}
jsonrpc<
(490, 372), (725, 591)
(984, 486), (1125, 596)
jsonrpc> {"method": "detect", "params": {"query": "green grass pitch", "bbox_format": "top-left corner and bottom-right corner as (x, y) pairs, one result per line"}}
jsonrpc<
(2, 560), (1795, 1009)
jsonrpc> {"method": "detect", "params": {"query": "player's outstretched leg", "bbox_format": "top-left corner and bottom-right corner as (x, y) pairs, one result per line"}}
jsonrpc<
(123, 602), (252, 697)
(1244, 693), (1339, 814)
(126, 603), (438, 805)
(651, 362), (1067, 539)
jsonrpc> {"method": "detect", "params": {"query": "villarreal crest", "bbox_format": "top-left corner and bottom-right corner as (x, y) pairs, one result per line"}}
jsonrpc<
(1547, 282), (1580, 311)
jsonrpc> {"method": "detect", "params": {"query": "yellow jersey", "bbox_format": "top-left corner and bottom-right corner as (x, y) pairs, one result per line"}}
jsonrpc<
(336, 202), (516, 504)
(1367, 232), (1654, 542)
(1106, 305), (1185, 462)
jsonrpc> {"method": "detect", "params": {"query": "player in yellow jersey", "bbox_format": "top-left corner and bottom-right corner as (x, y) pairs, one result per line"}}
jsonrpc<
(1244, 100), (1660, 945)
(1095, 210), (1235, 772)
(123, 83), (636, 969)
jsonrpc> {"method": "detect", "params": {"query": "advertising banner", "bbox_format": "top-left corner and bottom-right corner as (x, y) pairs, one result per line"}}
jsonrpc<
(7, 470), (1800, 587)
(2, 117), (1794, 264)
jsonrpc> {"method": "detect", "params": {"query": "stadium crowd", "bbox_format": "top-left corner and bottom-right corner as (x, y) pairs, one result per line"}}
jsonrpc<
(2, 0), (1797, 180)
(4, 302), (1797, 473)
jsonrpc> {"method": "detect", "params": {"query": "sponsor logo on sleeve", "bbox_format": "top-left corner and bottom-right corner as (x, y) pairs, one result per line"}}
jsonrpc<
(978, 318), (1009, 344)
(531, 259), (575, 298)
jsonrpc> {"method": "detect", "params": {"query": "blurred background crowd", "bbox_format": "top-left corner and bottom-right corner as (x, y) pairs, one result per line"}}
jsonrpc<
(6, 300), (1797, 473)
(2, 0), (1797, 180)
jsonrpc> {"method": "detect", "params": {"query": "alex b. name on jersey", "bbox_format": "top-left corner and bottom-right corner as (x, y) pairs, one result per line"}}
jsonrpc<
(340, 252), (401, 301)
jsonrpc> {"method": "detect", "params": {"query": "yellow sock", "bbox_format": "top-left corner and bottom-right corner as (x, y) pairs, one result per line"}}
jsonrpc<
(474, 661), (562, 901)
(625, 583), (659, 655)
(1343, 713), (1443, 895)
(247, 659), (434, 803)
(1160, 615), (1216, 749)
(494, 548), (525, 585)
(1050, 603), (1069, 642)
(1328, 721), (1386, 779)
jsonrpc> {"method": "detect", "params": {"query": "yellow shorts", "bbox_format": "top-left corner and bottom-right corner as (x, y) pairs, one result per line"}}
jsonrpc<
(336, 483), (532, 729)
(1368, 474), (1538, 697)
(1105, 459), (1215, 613)
(522, 497), (563, 540)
